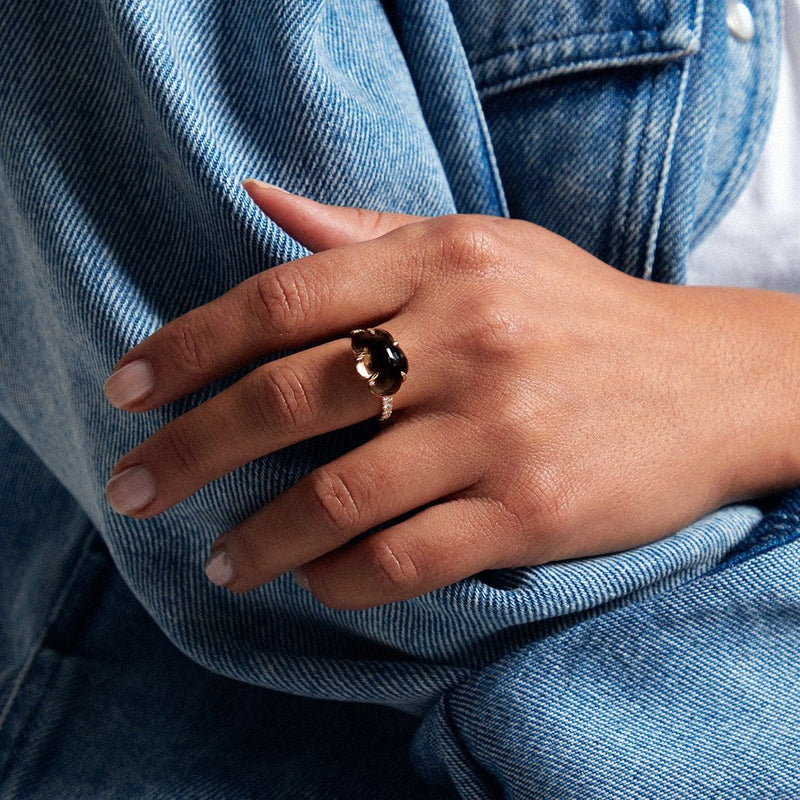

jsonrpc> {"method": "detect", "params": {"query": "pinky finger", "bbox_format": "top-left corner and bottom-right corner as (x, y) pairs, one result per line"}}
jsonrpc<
(297, 496), (526, 610)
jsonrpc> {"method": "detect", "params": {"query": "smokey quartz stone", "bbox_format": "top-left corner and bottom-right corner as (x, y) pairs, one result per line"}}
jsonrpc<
(350, 328), (408, 396)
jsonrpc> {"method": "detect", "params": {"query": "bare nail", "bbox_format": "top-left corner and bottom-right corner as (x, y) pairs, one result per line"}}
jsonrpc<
(106, 465), (157, 515)
(242, 178), (287, 193)
(292, 569), (310, 591)
(104, 360), (154, 408)
(205, 547), (236, 587)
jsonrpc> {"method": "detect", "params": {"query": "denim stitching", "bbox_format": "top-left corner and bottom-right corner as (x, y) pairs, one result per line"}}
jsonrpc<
(691, 0), (781, 241)
(643, 55), (693, 278)
(476, 50), (694, 98)
(617, 70), (656, 275)
(469, 27), (693, 68)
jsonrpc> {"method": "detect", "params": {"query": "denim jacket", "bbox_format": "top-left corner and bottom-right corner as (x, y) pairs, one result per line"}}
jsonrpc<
(2, 1), (796, 797)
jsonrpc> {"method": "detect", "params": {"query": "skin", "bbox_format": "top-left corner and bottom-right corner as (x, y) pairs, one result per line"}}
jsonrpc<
(104, 181), (800, 609)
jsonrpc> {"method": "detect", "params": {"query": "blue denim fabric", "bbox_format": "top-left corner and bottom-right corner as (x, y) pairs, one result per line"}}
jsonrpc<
(1, 0), (795, 797)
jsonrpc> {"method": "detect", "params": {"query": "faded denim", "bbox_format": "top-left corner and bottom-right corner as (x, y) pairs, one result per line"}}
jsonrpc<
(1, 0), (797, 797)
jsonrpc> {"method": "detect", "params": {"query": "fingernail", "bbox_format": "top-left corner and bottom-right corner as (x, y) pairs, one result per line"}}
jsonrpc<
(292, 569), (310, 591)
(104, 360), (154, 408)
(105, 466), (157, 515)
(242, 178), (287, 193)
(205, 547), (236, 587)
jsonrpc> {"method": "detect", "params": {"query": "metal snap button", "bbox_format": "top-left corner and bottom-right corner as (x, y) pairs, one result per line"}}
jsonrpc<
(727, 0), (755, 42)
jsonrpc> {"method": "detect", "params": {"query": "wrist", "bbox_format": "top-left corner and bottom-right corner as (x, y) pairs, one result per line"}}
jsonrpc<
(666, 284), (800, 505)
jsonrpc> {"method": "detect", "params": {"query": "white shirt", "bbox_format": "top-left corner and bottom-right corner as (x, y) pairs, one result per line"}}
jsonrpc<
(687, 0), (800, 291)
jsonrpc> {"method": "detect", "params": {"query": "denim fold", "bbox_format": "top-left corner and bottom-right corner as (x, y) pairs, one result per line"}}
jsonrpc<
(0, 0), (792, 796)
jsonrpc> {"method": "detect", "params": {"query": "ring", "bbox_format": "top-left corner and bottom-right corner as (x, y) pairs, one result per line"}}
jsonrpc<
(350, 328), (408, 422)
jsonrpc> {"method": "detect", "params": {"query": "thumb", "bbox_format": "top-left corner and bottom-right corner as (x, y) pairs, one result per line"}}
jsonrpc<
(242, 179), (424, 252)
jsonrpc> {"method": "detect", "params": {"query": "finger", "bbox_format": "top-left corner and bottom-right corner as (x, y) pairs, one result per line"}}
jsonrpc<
(295, 496), (525, 609)
(203, 412), (482, 593)
(107, 315), (426, 516)
(107, 310), (428, 516)
(242, 180), (423, 251)
(106, 339), (374, 517)
(103, 222), (428, 412)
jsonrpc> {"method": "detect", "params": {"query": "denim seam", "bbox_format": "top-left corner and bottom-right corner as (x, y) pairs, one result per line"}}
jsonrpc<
(643, 55), (693, 278)
(715, 529), (800, 574)
(618, 73), (656, 275)
(597, 62), (651, 272)
(0, 524), (97, 786)
(440, 692), (505, 800)
(469, 27), (695, 69)
(0, 661), (66, 799)
(441, 0), (510, 216)
(472, 26), (699, 97)
(710, 495), (800, 574)
(476, 50), (694, 99)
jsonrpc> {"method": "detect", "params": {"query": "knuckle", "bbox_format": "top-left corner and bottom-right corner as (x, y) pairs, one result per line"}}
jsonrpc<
(517, 465), (575, 550)
(367, 535), (422, 593)
(307, 468), (364, 539)
(170, 320), (215, 374)
(252, 362), (317, 431)
(457, 292), (528, 361)
(162, 421), (207, 481)
(355, 207), (389, 240)
(251, 268), (320, 338)
(482, 496), (530, 565)
(426, 215), (501, 277)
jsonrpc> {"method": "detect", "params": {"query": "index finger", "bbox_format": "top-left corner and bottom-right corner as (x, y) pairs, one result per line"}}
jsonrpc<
(103, 222), (428, 412)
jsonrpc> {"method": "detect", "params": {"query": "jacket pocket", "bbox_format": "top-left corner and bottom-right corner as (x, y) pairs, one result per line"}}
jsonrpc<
(449, 0), (702, 98)
(448, 0), (722, 281)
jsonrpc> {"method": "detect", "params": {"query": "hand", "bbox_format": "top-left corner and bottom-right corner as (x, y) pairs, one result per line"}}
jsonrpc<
(103, 182), (800, 608)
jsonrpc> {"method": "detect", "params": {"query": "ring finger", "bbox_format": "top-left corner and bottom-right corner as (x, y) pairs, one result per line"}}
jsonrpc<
(205, 410), (483, 593)
(106, 327), (420, 518)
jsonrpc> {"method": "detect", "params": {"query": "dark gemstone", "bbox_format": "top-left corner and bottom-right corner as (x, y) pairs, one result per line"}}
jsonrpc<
(370, 365), (405, 396)
(350, 328), (408, 397)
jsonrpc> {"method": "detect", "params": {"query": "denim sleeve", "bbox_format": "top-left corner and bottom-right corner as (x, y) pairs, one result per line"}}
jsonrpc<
(412, 501), (800, 799)
(0, 0), (792, 751)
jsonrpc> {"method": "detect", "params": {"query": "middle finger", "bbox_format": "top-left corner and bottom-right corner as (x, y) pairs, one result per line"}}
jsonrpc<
(106, 336), (406, 517)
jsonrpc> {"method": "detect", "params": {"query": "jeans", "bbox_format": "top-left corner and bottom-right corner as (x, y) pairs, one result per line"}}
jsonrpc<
(1, 0), (797, 797)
